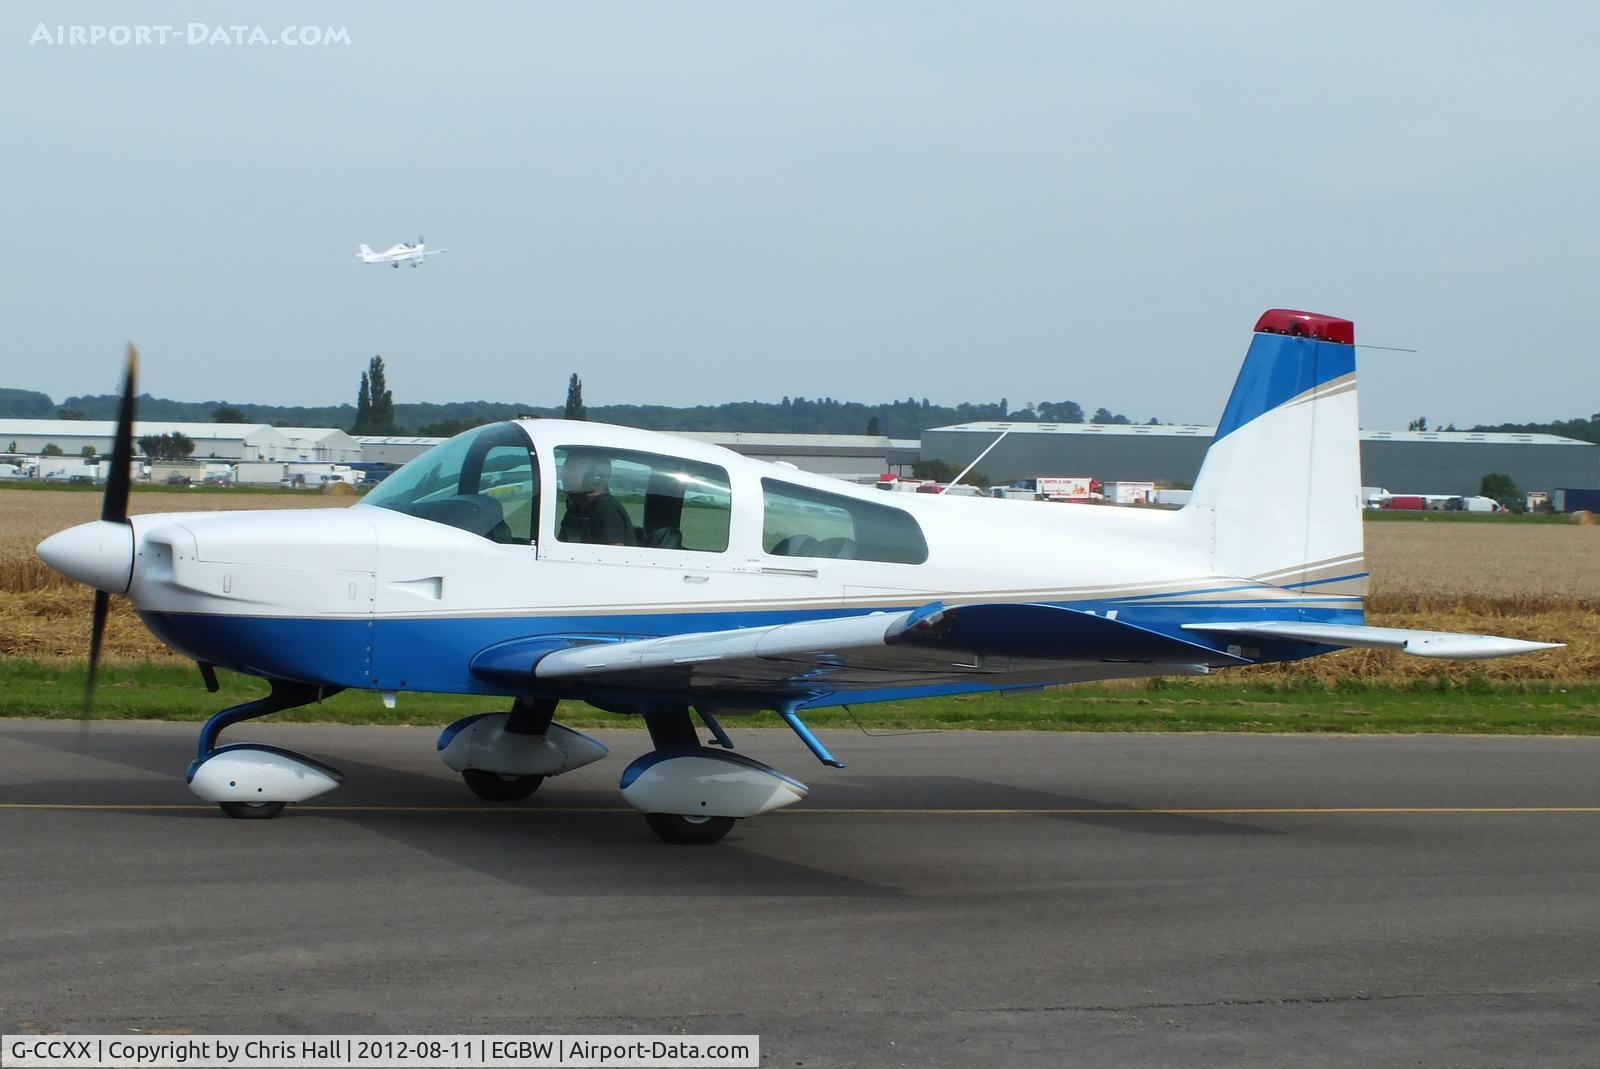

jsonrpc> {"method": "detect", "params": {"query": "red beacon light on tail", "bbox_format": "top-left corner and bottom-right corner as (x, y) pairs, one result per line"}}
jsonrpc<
(1254, 309), (1354, 345)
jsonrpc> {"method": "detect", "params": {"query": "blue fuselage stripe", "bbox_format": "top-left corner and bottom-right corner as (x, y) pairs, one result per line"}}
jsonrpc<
(139, 595), (1365, 703)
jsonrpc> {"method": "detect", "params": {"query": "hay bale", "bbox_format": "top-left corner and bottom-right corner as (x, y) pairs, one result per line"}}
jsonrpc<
(1569, 510), (1596, 526)
(321, 481), (356, 497)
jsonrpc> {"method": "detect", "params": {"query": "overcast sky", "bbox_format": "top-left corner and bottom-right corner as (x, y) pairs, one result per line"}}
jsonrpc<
(2, 2), (1596, 428)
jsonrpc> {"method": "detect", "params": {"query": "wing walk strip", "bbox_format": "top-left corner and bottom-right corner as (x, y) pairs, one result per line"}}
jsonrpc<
(3, 803), (1596, 815)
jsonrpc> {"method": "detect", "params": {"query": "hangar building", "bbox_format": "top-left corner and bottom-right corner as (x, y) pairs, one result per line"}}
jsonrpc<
(0, 420), (297, 462)
(353, 435), (445, 465)
(276, 427), (363, 463)
(669, 432), (918, 479)
(920, 422), (1600, 496)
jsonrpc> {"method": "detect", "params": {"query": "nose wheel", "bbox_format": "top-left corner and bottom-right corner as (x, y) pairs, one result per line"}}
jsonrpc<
(461, 769), (544, 802)
(219, 800), (287, 820)
(645, 812), (736, 845)
(188, 681), (347, 819)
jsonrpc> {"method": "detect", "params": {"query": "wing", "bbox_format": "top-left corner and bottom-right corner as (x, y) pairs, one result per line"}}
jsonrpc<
(419, 248), (448, 256)
(1183, 621), (1561, 659)
(469, 601), (1249, 707)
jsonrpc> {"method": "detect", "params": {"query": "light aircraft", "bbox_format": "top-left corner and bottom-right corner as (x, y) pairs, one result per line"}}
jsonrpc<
(37, 310), (1561, 844)
(356, 236), (446, 268)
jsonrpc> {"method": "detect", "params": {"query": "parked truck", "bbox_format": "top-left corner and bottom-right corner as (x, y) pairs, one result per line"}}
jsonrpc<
(1553, 488), (1600, 513)
(1101, 480), (1156, 505)
(1036, 476), (1101, 502)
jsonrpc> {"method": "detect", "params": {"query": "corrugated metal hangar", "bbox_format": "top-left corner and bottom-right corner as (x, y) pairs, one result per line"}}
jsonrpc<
(669, 431), (918, 479)
(920, 422), (1600, 495)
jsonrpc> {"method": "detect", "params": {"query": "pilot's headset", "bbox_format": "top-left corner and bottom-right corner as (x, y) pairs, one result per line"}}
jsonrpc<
(563, 452), (610, 494)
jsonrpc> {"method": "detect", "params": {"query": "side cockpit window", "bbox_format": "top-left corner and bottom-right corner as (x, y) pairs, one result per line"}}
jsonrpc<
(554, 446), (731, 552)
(762, 479), (928, 564)
(361, 423), (538, 544)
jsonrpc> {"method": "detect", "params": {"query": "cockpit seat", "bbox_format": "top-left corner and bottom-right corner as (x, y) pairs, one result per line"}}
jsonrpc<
(769, 534), (818, 557)
(640, 526), (684, 550)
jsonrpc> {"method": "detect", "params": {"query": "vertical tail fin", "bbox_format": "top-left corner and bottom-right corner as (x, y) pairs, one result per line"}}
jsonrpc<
(358, 244), (374, 258)
(1187, 310), (1365, 607)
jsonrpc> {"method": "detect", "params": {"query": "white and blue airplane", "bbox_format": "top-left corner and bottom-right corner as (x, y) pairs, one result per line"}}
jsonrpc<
(37, 310), (1560, 843)
(356, 237), (446, 268)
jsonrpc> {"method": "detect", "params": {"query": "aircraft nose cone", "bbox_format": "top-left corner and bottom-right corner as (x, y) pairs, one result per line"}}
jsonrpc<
(37, 520), (135, 594)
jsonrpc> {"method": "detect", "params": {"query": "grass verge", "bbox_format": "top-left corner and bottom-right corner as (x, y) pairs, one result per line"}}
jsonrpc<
(4, 661), (1600, 735)
(1363, 510), (1565, 523)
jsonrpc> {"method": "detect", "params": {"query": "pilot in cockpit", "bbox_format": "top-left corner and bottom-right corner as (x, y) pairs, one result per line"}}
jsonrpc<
(557, 451), (637, 546)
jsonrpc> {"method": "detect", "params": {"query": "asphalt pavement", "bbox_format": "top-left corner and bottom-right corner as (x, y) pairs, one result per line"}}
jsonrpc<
(2, 719), (1597, 1067)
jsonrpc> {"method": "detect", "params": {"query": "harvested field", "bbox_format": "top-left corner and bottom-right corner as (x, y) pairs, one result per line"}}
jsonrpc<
(0, 489), (1593, 682)
(1, 488), (352, 663)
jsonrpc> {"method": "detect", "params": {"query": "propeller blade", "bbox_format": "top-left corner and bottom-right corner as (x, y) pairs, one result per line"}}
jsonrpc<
(84, 343), (138, 725)
(102, 343), (138, 524)
(84, 589), (110, 717)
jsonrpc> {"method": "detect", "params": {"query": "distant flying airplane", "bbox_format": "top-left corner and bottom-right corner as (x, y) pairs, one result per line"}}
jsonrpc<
(36, 310), (1563, 845)
(356, 236), (446, 268)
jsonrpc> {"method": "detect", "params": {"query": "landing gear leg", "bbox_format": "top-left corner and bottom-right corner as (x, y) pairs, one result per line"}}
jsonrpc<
(188, 680), (345, 819)
(637, 709), (736, 845)
(460, 697), (554, 802)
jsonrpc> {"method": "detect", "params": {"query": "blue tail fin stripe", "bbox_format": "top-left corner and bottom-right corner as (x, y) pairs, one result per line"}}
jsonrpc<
(1214, 334), (1357, 441)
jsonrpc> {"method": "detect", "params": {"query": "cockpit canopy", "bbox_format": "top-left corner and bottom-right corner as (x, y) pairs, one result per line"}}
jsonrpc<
(360, 422), (536, 543)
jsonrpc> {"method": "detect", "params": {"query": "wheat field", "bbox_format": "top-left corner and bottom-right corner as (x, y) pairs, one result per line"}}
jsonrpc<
(0, 488), (1592, 681)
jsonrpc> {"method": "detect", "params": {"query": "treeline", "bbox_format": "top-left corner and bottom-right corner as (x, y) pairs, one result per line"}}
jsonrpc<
(18, 389), (1150, 438)
(1471, 415), (1600, 446)
(0, 388), (54, 418)
(20, 375), (1600, 444)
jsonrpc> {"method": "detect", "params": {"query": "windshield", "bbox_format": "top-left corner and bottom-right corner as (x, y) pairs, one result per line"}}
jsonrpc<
(360, 422), (538, 544)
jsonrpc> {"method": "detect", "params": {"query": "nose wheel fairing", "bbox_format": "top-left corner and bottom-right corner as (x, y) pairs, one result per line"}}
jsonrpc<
(189, 744), (344, 808)
(186, 680), (347, 816)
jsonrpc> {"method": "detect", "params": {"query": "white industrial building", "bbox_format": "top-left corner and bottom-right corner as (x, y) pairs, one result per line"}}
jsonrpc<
(0, 420), (297, 462)
(276, 427), (363, 463)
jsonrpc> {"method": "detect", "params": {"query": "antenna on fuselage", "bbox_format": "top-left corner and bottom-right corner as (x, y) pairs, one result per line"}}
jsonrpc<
(940, 425), (1012, 494)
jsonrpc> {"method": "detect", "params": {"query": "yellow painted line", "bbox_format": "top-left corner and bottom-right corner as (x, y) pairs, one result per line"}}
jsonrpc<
(782, 806), (1600, 815)
(0, 803), (1597, 815)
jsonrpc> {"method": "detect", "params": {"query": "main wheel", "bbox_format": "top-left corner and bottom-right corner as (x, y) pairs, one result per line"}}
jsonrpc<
(645, 813), (737, 845)
(219, 800), (286, 820)
(462, 769), (544, 802)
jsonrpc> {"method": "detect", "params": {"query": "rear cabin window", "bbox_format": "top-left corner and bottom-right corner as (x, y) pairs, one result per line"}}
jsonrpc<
(554, 446), (731, 552)
(761, 479), (928, 564)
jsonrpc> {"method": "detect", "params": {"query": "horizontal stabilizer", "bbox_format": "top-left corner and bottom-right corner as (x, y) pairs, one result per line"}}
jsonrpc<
(1183, 621), (1561, 660)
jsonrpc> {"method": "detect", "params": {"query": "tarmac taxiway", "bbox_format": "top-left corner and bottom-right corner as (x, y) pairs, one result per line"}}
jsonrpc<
(1, 721), (1597, 1067)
